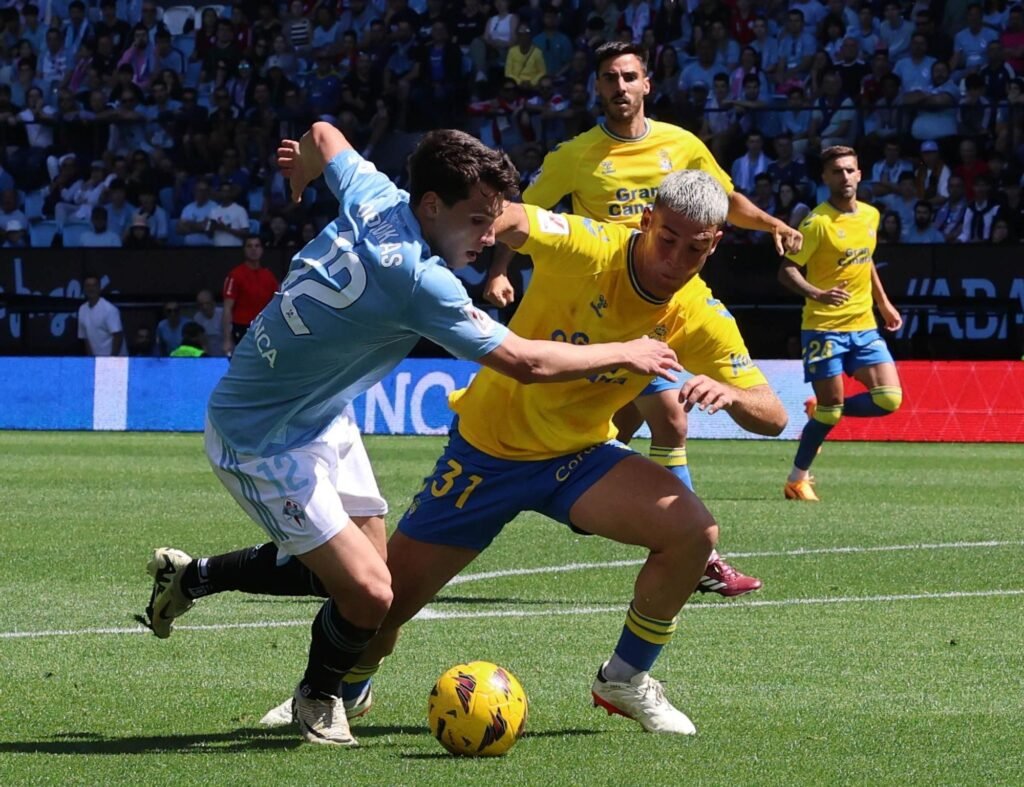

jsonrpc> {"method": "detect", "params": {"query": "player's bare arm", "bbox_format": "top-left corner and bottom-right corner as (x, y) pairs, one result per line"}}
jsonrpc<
(278, 121), (354, 204)
(869, 262), (903, 331)
(679, 378), (787, 436)
(484, 242), (518, 307)
(778, 259), (850, 305)
(728, 191), (803, 255)
(482, 331), (682, 385)
(221, 297), (235, 355)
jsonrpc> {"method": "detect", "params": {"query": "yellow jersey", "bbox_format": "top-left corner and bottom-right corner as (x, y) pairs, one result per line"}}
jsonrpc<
(450, 206), (767, 460)
(523, 119), (734, 226)
(785, 201), (880, 332)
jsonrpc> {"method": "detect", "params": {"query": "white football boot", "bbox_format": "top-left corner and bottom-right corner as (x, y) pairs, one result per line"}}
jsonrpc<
(292, 687), (358, 747)
(591, 663), (697, 735)
(259, 683), (373, 727)
(144, 548), (195, 639)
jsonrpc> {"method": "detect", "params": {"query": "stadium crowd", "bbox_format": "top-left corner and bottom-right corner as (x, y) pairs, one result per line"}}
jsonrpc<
(2, 0), (1023, 250)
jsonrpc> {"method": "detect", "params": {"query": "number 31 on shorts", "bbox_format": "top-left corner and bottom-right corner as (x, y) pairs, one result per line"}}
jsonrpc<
(429, 459), (483, 509)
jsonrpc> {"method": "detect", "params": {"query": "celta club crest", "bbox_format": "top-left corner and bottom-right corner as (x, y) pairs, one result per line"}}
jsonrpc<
(453, 672), (477, 713)
(283, 499), (306, 527)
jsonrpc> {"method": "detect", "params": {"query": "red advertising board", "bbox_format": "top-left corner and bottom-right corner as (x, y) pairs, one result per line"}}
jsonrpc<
(830, 362), (1024, 442)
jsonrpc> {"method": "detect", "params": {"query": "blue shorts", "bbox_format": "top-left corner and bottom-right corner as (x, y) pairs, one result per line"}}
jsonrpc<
(801, 329), (894, 383)
(397, 423), (637, 551)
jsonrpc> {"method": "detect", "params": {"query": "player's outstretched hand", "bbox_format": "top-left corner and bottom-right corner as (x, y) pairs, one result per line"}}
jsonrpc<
(773, 224), (803, 256)
(879, 302), (903, 332)
(484, 273), (515, 308)
(679, 375), (736, 415)
(621, 337), (683, 381)
(277, 139), (310, 204)
(815, 286), (851, 306)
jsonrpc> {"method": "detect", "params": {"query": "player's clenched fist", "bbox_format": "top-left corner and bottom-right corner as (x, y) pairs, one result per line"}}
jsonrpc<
(620, 336), (683, 381)
(484, 273), (515, 308)
(679, 375), (737, 415)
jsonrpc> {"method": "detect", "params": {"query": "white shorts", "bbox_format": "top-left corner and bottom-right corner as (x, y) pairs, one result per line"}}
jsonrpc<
(205, 414), (389, 556)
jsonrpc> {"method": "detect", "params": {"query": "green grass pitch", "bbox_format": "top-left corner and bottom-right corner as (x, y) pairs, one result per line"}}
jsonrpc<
(0, 431), (1022, 785)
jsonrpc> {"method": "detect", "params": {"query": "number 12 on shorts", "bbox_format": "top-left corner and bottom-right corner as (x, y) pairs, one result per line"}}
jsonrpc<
(430, 459), (483, 509)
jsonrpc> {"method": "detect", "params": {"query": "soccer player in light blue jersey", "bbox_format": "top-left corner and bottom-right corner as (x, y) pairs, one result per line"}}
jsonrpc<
(142, 122), (682, 747)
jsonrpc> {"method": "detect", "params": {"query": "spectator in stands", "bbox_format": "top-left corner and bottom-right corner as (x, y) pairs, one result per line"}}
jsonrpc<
(108, 89), (150, 156)
(94, 1), (131, 53)
(880, 171), (919, 229)
(775, 9), (816, 91)
(485, 0), (519, 68)
(157, 300), (185, 356)
(338, 0), (373, 43)
(952, 3), (998, 76)
(995, 78), (1024, 154)
(129, 326), (156, 356)
(40, 28), (69, 90)
(264, 214), (298, 249)
(208, 182), (249, 247)
(903, 200), (945, 243)
(222, 234), (277, 354)
(192, 288), (224, 356)
(833, 37), (868, 99)
(176, 179), (216, 246)
(104, 179), (135, 238)
(731, 72), (776, 137)
(781, 85), (813, 158)
(78, 275), (125, 357)
(11, 86), (56, 187)
(57, 160), (112, 224)
(731, 130), (771, 194)
(958, 174), (1002, 242)
(283, 0), (313, 58)
(124, 213), (159, 248)
(169, 321), (209, 357)
(870, 140), (913, 197)
(916, 140), (952, 207)
(1001, 6), (1024, 74)
(767, 132), (811, 201)
(80, 205), (122, 247)
(958, 72), (994, 142)
(150, 29), (186, 77)
(20, 4), (46, 56)
(0, 189), (27, 230)
(987, 150), (1020, 189)
(708, 19), (740, 72)
(747, 17), (779, 78)
(264, 33), (299, 80)
(980, 41), (1015, 104)
(854, 5), (881, 59)
(119, 24), (154, 87)
(954, 138), (989, 199)
(914, 8), (952, 64)
(3, 219), (29, 248)
(311, 5), (341, 58)
(990, 216), (1016, 244)
(775, 181), (810, 228)
(680, 38), (719, 92)
(506, 22), (546, 88)
(135, 188), (168, 243)
(906, 61), (960, 141)
(534, 7), (573, 79)
(879, 1), (912, 63)
(934, 174), (969, 242)
(809, 70), (856, 150)
(878, 210), (903, 244)
(893, 33), (935, 94)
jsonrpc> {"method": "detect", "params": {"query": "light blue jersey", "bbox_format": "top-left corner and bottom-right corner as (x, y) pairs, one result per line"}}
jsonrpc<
(208, 149), (509, 456)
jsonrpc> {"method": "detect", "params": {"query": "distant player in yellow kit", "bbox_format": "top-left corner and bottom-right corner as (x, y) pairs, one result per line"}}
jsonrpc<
(486, 41), (802, 595)
(778, 146), (904, 501)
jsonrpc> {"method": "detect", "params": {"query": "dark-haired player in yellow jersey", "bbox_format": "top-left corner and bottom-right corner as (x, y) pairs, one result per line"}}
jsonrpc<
(778, 146), (904, 501)
(486, 41), (802, 596)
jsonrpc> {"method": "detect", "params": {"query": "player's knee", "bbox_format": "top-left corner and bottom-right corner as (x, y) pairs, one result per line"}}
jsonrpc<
(870, 386), (903, 413)
(812, 403), (844, 426)
(351, 573), (394, 620)
(650, 402), (689, 443)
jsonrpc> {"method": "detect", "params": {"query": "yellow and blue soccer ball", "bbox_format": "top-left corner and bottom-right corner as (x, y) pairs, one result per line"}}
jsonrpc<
(427, 661), (528, 756)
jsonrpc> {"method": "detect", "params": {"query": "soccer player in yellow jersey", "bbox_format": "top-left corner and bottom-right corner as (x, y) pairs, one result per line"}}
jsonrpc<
(333, 170), (788, 736)
(778, 146), (904, 502)
(485, 41), (802, 596)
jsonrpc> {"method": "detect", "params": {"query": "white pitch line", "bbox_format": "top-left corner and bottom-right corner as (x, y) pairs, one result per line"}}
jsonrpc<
(446, 540), (1024, 586)
(2, 588), (1023, 641)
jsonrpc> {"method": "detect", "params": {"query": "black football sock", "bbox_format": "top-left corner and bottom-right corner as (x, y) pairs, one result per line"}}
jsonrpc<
(181, 543), (327, 599)
(301, 600), (379, 699)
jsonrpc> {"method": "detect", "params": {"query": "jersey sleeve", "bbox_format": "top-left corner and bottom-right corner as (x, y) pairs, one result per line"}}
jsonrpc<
(785, 213), (822, 267)
(677, 302), (767, 390)
(680, 135), (734, 194)
(522, 142), (576, 208)
(222, 270), (237, 301)
(323, 148), (400, 223)
(404, 262), (510, 361)
(515, 204), (623, 277)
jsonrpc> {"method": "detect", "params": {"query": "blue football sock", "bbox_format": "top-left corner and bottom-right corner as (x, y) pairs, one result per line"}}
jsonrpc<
(794, 418), (833, 471)
(844, 392), (888, 417)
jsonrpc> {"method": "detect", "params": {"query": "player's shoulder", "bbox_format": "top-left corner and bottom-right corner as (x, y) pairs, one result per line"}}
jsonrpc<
(648, 119), (700, 147)
(857, 201), (881, 224)
(547, 127), (600, 158)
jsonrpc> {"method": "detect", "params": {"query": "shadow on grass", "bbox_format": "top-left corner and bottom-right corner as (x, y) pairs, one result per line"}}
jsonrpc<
(401, 728), (603, 759)
(0, 724), (485, 755)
